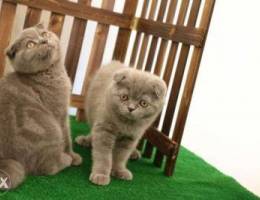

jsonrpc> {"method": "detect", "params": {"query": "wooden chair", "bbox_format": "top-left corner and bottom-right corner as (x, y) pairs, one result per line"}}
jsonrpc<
(0, 0), (215, 176)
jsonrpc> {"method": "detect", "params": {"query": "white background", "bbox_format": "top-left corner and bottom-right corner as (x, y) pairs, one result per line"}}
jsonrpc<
(182, 0), (260, 197)
(73, 0), (260, 196)
(1, 0), (260, 197)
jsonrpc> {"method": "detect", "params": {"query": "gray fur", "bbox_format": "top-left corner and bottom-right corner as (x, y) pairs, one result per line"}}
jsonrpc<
(76, 61), (167, 185)
(0, 24), (82, 190)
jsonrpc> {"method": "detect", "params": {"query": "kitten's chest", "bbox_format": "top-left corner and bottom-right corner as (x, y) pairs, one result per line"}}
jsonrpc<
(117, 124), (143, 140)
(37, 78), (70, 118)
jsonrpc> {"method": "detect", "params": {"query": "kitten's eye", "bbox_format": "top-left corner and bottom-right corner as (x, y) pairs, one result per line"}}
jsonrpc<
(140, 100), (148, 107)
(120, 94), (128, 101)
(41, 32), (50, 38)
(26, 41), (36, 49)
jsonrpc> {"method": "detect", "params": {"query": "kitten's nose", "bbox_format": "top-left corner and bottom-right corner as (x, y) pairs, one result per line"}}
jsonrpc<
(40, 39), (48, 44)
(128, 106), (136, 112)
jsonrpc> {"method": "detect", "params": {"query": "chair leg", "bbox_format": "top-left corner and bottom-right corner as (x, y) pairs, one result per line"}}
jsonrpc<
(142, 142), (154, 158)
(137, 139), (145, 151)
(76, 109), (86, 122)
(153, 150), (164, 167)
(164, 143), (180, 176)
(164, 155), (177, 176)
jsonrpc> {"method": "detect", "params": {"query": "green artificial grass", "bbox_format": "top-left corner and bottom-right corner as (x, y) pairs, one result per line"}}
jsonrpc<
(1, 117), (259, 200)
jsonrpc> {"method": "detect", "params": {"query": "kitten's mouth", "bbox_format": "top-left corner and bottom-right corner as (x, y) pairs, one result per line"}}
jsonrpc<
(116, 111), (137, 123)
(40, 50), (52, 60)
(38, 46), (54, 60)
(123, 113), (138, 121)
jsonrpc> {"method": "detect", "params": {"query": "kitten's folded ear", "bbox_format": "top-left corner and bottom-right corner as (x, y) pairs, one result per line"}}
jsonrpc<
(151, 79), (167, 99)
(113, 69), (128, 83)
(5, 42), (20, 60)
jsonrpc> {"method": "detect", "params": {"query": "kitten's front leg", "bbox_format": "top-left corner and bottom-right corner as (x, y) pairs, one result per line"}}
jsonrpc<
(90, 126), (116, 186)
(63, 117), (82, 166)
(111, 139), (138, 181)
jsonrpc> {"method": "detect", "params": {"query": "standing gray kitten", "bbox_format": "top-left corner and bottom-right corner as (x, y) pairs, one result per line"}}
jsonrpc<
(76, 61), (167, 185)
(0, 24), (82, 190)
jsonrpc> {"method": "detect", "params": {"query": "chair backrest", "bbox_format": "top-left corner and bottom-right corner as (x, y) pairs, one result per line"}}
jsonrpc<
(0, 0), (215, 175)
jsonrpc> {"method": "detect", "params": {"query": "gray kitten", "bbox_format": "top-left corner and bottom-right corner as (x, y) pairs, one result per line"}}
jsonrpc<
(0, 24), (82, 190)
(76, 61), (167, 185)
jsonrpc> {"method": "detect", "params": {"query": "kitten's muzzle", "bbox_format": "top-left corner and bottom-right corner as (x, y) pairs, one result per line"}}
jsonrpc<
(39, 39), (48, 45)
(128, 105), (136, 113)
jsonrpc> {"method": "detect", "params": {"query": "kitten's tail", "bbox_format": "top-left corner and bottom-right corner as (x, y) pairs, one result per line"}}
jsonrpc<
(0, 159), (26, 190)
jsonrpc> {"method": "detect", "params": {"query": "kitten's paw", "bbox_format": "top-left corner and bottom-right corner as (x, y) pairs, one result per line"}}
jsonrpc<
(61, 153), (73, 167)
(130, 149), (141, 160)
(69, 152), (82, 166)
(48, 153), (72, 175)
(111, 169), (133, 180)
(89, 173), (110, 186)
(43, 165), (60, 176)
(75, 135), (91, 148)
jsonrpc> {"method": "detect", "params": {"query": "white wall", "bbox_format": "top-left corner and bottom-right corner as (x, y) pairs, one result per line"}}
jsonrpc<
(182, 0), (260, 196)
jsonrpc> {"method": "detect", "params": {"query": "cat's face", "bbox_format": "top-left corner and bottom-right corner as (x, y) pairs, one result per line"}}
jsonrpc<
(5, 23), (61, 74)
(109, 69), (167, 122)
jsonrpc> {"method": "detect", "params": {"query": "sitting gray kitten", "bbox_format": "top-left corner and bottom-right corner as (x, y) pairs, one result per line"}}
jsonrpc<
(0, 24), (82, 190)
(76, 61), (167, 185)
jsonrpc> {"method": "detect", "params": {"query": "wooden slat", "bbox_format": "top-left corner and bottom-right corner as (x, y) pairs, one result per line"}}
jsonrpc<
(136, 19), (204, 47)
(0, 2), (16, 77)
(76, 0), (115, 121)
(163, 0), (202, 142)
(133, 0), (149, 152)
(129, 0), (149, 66)
(6, 0), (131, 29)
(140, 0), (188, 154)
(162, 0), (191, 88)
(142, 0), (169, 158)
(65, 0), (91, 83)
(134, 0), (158, 151)
(136, 0), (158, 69)
(5, 0), (205, 47)
(71, 94), (84, 109)
(48, 12), (65, 37)
(153, 0), (190, 166)
(154, 0), (201, 167)
(144, 128), (177, 157)
(131, 0), (150, 151)
(153, 0), (178, 75)
(165, 0), (216, 176)
(143, 0), (169, 72)
(23, 7), (41, 28)
(112, 0), (138, 62)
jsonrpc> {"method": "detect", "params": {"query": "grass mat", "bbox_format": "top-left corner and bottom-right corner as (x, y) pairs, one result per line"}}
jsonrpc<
(1, 117), (259, 200)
